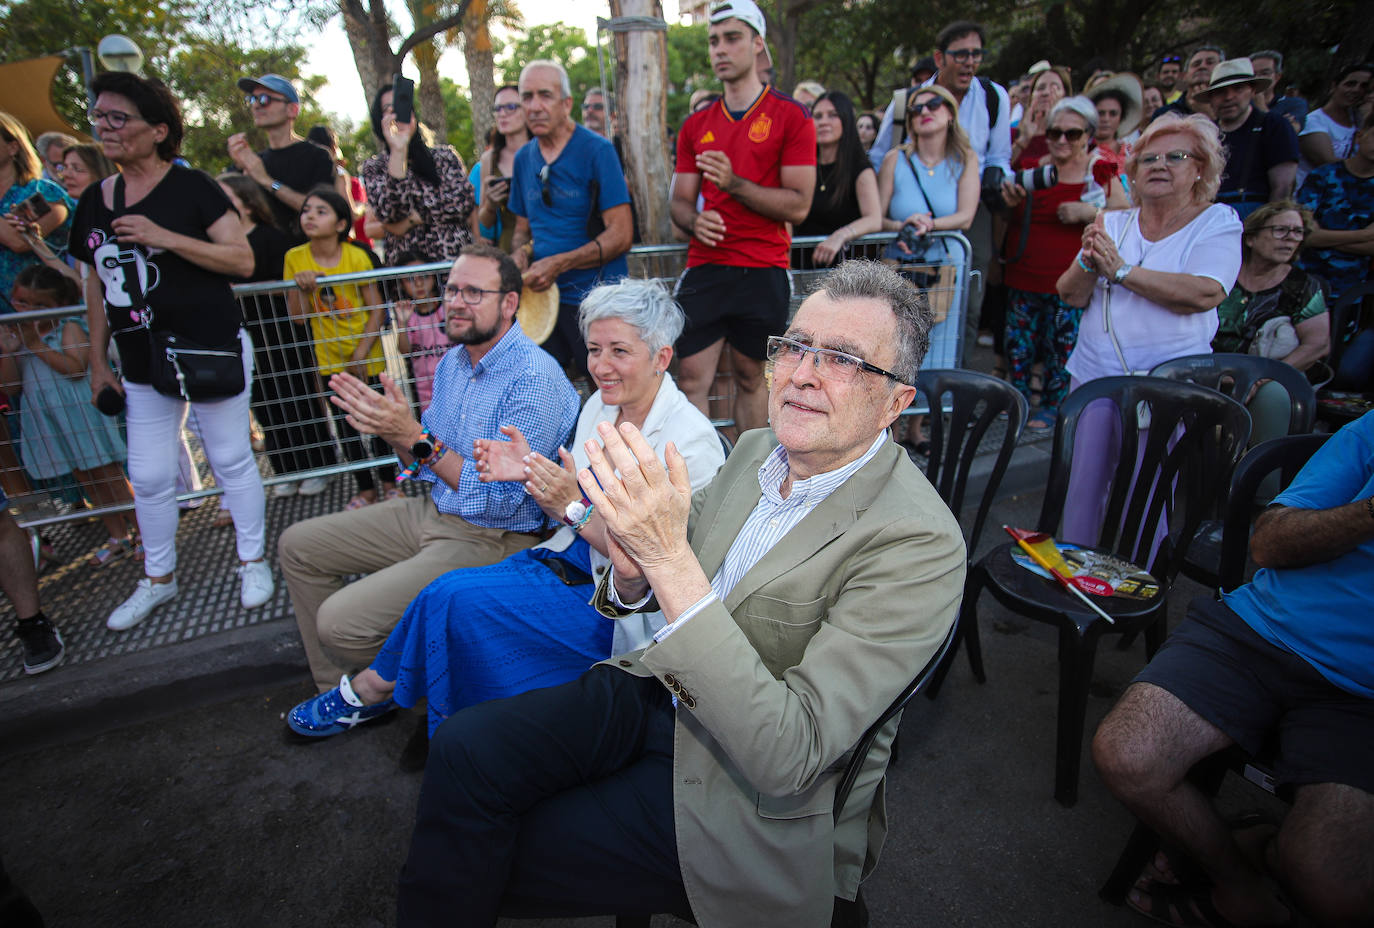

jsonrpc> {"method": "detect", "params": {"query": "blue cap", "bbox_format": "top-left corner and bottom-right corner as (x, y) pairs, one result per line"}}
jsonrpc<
(237, 74), (299, 104)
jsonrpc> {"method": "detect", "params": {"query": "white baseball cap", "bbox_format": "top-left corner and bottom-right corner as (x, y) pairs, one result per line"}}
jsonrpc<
(708, 0), (766, 38)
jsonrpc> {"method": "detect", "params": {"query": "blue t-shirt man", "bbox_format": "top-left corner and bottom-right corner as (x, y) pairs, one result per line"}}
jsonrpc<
(509, 125), (630, 364)
(1224, 411), (1374, 698)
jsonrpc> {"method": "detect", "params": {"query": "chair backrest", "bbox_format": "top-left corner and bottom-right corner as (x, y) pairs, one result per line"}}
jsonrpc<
(1042, 376), (1252, 583)
(832, 617), (960, 821)
(1326, 280), (1374, 374)
(1150, 352), (1316, 435)
(1217, 432), (1331, 591)
(913, 369), (1029, 555)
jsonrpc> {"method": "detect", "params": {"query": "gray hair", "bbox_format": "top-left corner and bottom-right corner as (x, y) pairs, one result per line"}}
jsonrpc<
(577, 278), (685, 354)
(1249, 50), (1283, 71)
(1050, 95), (1099, 134)
(814, 260), (931, 385)
(584, 86), (606, 99)
(34, 131), (78, 156)
(520, 60), (572, 99)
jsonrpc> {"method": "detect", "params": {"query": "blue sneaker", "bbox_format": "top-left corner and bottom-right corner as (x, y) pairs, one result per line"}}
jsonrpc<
(287, 675), (397, 738)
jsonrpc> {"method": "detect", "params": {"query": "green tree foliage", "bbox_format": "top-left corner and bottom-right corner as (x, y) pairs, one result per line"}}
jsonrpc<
(666, 22), (711, 129)
(439, 75), (477, 165)
(496, 23), (601, 97)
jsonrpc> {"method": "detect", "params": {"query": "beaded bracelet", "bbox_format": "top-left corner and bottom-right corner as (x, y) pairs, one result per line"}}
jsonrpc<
(1076, 252), (1095, 273)
(397, 429), (448, 483)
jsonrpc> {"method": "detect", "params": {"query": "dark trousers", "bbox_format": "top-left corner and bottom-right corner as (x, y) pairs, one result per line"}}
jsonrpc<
(397, 666), (688, 927)
(539, 303), (588, 378)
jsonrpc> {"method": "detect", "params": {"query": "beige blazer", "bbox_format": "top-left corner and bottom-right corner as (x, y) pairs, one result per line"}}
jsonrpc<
(594, 429), (965, 928)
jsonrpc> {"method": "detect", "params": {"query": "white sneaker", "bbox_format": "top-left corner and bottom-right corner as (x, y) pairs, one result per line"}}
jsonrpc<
(107, 577), (179, 631)
(271, 481), (298, 498)
(239, 560), (275, 609)
(297, 476), (330, 496)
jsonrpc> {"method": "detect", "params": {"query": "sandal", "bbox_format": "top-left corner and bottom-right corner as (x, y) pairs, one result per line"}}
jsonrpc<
(1027, 408), (1057, 432)
(383, 487), (403, 502)
(1127, 878), (1289, 928)
(89, 536), (137, 567)
(344, 495), (374, 511)
(213, 509), (234, 528)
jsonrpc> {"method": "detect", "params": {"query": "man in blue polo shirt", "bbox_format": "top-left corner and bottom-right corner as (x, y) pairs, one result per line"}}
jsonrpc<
(1093, 412), (1374, 928)
(509, 59), (633, 373)
(278, 244), (579, 732)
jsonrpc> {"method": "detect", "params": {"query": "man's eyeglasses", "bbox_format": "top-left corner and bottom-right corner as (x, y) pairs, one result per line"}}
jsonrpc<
(444, 284), (507, 305)
(582, 101), (605, 112)
(1138, 150), (1194, 167)
(765, 335), (906, 385)
(907, 98), (944, 116)
(943, 48), (984, 64)
(1259, 224), (1306, 240)
(47, 162), (64, 176)
(1046, 127), (1086, 142)
(1160, 55), (1182, 64)
(492, 101), (521, 114)
(89, 109), (144, 130)
(538, 164), (552, 207)
(244, 92), (287, 107)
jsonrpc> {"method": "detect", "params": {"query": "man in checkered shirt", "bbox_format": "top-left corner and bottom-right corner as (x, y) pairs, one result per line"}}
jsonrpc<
(278, 243), (580, 701)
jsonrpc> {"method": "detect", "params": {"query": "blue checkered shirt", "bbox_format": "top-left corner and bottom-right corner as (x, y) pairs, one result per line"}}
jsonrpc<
(418, 324), (579, 531)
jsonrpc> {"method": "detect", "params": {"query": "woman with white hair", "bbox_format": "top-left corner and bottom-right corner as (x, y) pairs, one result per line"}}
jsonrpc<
(286, 277), (726, 741)
(1056, 112), (1243, 544)
(1001, 96), (1128, 430)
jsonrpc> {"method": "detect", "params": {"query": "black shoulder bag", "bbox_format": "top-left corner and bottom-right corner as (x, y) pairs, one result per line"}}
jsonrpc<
(113, 176), (246, 402)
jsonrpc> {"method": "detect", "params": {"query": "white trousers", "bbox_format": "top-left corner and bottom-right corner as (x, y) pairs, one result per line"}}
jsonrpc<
(123, 328), (264, 576)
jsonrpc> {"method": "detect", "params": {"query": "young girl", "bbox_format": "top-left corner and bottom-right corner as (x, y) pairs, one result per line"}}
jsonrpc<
(284, 186), (395, 509)
(388, 251), (447, 411)
(0, 265), (140, 564)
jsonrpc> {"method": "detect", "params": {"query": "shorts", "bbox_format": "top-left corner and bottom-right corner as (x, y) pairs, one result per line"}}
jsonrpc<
(1135, 594), (1374, 795)
(674, 265), (790, 360)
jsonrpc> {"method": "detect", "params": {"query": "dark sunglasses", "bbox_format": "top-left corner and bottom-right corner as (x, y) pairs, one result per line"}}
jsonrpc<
(1045, 127), (1086, 142)
(907, 98), (945, 116)
(245, 92), (287, 107)
(582, 101), (605, 111)
(538, 164), (552, 207)
(1160, 55), (1182, 64)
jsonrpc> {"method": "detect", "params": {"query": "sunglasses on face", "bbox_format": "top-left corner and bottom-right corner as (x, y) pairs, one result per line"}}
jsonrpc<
(907, 98), (944, 116)
(538, 164), (552, 207)
(492, 102), (521, 114)
(944, 48), (984, 63)
(582, 102), (605, 112)
(245, 92), (287, 107)
(1045, 127), (1085, 142)
(1161, 55), (1182, 64)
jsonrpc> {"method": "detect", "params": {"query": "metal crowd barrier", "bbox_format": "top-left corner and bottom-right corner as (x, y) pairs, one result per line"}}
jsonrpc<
(2, 231), (969, 529)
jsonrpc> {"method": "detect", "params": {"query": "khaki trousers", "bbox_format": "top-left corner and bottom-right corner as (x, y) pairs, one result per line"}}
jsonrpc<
(278, 495), (541, 691)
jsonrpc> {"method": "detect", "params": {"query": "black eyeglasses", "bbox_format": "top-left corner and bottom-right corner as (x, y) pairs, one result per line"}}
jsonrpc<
(538, 164), (552, 207)
(444, 284), (507, 305)
(492, 102), (521, 115)
(944, 48), (985, 63)
(245, 92), (287, 107)
(907, 98), (944, 116)
(1259, 224), (1306, 240)
(89, 109), (144, 130)
(765, 335), (907, 384)
(1045, 127), (1086, 142)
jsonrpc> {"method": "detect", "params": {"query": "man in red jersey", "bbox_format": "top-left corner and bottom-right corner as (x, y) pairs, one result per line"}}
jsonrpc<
(669, 0), (816, 431)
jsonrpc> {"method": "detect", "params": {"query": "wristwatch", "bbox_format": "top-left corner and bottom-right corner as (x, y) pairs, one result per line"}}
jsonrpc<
(1113, 263), (1134, 284)
(562, 497), (594, 531)
(409, 435), (435, 461)
(270, 180), (283, 193)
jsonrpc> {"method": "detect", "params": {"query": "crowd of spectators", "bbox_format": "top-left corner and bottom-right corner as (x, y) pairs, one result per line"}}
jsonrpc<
(1, 2), (1372, 925)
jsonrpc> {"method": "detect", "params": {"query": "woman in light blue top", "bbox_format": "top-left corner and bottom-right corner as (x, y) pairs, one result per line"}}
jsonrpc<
(878, 83), (980, 262)
(469, 84), (529, 252)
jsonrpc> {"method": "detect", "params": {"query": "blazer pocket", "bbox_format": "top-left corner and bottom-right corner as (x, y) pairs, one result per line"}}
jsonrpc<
(742, 593), (826, 678)
(756, 770), (840, 820)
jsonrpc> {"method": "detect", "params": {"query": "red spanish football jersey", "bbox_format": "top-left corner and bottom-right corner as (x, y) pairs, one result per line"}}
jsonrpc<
(676, 87), (816, 268)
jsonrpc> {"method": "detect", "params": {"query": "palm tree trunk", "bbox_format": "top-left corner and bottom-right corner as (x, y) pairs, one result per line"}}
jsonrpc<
(463, 1), (497, 161)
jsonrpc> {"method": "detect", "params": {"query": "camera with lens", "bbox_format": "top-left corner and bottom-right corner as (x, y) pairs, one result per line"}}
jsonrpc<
(980, 163), (1059, 212)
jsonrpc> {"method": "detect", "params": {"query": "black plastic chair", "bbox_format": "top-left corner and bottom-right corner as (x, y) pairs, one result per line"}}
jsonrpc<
(1099, 432), (1328, 905)
(1317, 280), (1374, 427)
(1148, 353), (1315, 590)
(911, 370), (1028, 695)
(946, 376), (1251, 806)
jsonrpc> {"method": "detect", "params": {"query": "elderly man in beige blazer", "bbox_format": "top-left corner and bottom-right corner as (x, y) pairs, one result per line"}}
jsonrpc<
(396, 260), (966, 928)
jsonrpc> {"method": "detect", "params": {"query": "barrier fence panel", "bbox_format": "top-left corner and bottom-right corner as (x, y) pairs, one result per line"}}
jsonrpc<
(3, 233), (968, 528)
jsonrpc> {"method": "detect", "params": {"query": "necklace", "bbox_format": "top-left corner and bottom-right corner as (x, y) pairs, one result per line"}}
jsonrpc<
(817, 161), (838, 193)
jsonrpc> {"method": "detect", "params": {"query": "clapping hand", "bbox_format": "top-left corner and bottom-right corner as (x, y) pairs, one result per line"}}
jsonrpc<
(329, 372), (415, 445)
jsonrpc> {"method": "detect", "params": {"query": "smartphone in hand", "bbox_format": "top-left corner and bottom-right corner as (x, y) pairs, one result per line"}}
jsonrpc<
(391, 74), (416, 125)
(16, 192), (52, 223)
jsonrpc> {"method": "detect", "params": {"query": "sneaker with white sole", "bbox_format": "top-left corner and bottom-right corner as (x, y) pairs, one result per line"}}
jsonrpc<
(239, 560), (275, 608)
(17, 616), (64, 675)
(287, 675), (397, 737)
(297, 476), (330, 496)
(271, 481), (298, 498)
(107, 577), (179, 631)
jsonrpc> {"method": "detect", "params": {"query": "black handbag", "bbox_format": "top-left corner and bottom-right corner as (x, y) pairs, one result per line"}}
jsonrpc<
(111, 175), (245, 401)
